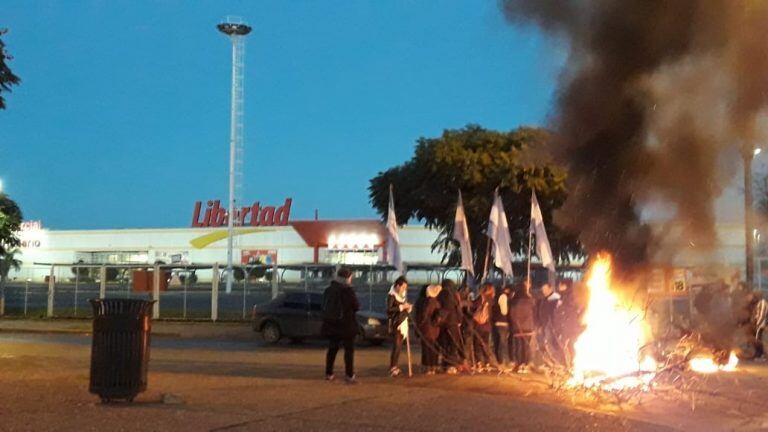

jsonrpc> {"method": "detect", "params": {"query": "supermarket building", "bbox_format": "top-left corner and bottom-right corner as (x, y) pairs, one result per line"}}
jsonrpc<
(11, 198), (444, 282)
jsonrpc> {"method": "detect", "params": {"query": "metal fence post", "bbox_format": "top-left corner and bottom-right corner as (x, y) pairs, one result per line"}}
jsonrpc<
(74, 267), (80, 317)
(242, 271), (247, 320)
(271, 262), (279, 299)
(24, 278), (29, 316)
(369, 264), (374, 310)
(183, 266), (188, 320)
(212, 263), (220, 322)
(47, 265), (55, 317)
(152, 264), (160, 319)
(99, 266), (107, 299)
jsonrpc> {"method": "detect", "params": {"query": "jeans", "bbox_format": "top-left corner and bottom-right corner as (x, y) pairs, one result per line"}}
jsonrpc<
(512, 334), (533, 365)
(439, 324), (463, 367)
(473, 327), (492, 365)
(390, 331), (404, 369)
(326, 336), (355, 377)
(493, 325), (509, 365)
(421, 338), (439, 367)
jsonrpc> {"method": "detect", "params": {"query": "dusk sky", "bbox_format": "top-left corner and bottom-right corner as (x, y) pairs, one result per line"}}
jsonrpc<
(1, 1), (563, 229)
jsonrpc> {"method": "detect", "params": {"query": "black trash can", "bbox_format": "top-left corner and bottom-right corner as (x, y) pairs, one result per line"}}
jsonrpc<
(89, 298), (155, 403)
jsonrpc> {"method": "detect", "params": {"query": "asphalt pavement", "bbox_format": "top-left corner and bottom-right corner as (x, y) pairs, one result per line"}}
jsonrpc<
(2, 321), (768, 431)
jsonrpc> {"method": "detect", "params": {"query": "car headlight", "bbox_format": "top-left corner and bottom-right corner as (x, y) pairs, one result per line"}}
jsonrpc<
(367, 317), (381, 326)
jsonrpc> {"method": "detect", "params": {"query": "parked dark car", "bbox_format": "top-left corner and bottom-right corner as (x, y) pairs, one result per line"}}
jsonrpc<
(252, 292), (389, 345)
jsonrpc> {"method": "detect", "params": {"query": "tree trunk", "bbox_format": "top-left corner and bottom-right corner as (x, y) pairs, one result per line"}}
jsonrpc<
(0, 276), (5, 316)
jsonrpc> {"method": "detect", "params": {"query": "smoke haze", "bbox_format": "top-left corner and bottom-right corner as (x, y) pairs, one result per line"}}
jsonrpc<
(502, 1), (768, 272)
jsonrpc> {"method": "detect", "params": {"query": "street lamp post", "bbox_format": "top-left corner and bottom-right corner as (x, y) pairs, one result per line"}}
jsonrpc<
(744, 146), (762, 289)
(217, 18), (251, 294)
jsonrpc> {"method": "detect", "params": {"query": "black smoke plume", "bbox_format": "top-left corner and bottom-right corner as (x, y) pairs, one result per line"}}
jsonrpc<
(502, 1), (768, 273)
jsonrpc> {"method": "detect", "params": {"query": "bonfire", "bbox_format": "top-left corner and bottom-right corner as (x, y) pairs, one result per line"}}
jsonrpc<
(564, 254), (738, 394)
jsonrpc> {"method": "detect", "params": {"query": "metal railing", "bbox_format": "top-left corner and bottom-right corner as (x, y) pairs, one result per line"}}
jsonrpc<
(0, 263), (457, 321)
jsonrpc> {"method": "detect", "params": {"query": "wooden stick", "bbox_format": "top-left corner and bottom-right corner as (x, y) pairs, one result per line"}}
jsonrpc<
(406, 325), (413, 377)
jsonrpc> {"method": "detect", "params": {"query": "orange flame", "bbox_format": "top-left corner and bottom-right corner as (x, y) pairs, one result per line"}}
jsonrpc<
(689, 351), (738, 374)
(568, 254), (657, 390)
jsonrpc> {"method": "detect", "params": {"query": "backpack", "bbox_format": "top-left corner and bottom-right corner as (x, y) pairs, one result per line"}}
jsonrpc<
(322, 285), (344, 322)
(472, 301), (490, 325)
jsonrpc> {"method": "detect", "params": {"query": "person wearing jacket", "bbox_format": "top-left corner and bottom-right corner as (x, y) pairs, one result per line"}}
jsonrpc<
(386, 276), (411, 377)
(492, 285), (512, 367)
(472, 283), (495, 370)
(535, 282), (563, 366)
(321, 267), (361, 384)
(510, 282), (536, 373)
(437, 279), (464, 373)
(416, 284), (442, 374)
(458, 284), (475, 366)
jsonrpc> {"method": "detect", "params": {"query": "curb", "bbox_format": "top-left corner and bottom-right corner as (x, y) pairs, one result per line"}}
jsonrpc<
(0, 327), (182, 338)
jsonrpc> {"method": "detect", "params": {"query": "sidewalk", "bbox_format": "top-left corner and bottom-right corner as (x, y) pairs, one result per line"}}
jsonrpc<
(0, 317), (256, 340)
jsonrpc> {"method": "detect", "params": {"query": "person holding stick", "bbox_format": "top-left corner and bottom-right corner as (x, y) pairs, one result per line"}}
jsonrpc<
(386, 276), (411, 377)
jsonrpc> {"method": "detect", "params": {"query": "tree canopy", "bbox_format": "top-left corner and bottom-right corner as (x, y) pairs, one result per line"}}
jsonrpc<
(369, 125), (582, 276)
(0, 194), (23, 256)
(0, 28), (20, 110)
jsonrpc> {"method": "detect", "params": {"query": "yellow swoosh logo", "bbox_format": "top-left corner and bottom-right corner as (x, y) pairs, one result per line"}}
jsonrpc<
(189, 228), (274, 249)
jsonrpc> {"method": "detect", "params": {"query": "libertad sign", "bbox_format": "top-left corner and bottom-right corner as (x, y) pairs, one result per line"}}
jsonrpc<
(191, 198), (292, 228)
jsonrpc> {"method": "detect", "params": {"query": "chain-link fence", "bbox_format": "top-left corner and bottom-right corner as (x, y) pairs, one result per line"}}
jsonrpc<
(0, 263), (463, 321)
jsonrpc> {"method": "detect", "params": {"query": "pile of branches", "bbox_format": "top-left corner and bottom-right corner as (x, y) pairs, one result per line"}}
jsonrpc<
(535, 333), (730, 408)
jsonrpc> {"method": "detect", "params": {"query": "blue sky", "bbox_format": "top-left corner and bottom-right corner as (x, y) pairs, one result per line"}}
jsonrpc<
(1, 1), (563, 229)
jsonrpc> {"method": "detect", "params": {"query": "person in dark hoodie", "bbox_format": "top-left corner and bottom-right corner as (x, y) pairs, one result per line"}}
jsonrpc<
(321, 267), (360, 384)
(416, 284), (443, 374)
(492, 285), (512, 367)
(510, 282), (536, 373)
(386, 276), (411, 377)
(535, 282), (563, 366)
(437, 278), (463, 374)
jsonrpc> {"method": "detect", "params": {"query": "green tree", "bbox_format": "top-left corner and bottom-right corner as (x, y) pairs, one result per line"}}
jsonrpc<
(0, 28), (20, 110)
(0, 193), (22, 256)
(369, 125), (582, 276)
(0, 248), (21, 315)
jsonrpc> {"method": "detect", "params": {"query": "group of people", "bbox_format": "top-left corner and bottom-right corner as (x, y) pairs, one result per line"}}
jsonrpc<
(321, 267), (586, 384)
(403, 277), (584, 376)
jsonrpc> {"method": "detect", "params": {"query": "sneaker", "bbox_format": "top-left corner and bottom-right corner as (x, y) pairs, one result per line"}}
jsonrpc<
(344, 375), (359, 385)
(325, 374), (335, 381)
(446, 366), (458, 375)
(426, 369), (436, 376)
(389, 367), (401, 377)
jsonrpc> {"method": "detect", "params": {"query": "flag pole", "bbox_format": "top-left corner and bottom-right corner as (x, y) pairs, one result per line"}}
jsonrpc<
(481, 237), (491, 281)
(406, 326), (413, 377)
(526, 190), (534, 290)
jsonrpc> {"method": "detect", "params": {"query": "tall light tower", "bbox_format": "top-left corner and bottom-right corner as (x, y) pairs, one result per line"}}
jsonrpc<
(217, 17), (251, 294)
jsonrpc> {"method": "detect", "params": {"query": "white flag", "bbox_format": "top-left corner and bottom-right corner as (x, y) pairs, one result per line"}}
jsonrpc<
(398, 318), (409, 339)
(487, 190), (514, 277)
(386, 186), (404, 274)
(530, 191), (555, 272)
(453, 191), (474, 275)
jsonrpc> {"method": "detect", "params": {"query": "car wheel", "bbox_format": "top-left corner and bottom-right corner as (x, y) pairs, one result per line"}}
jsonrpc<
(262, 321), (281, 344)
